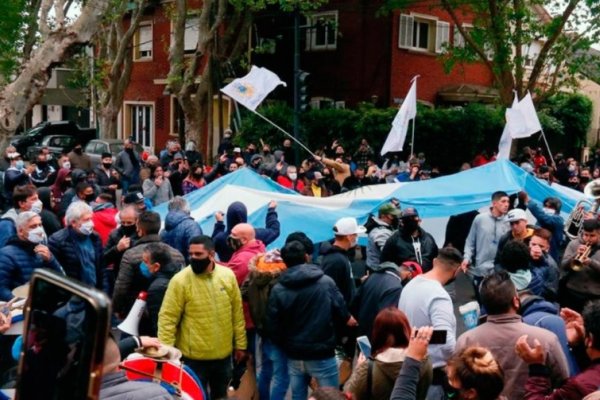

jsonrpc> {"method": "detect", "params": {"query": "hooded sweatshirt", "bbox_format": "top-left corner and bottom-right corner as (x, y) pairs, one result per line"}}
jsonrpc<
(212, 201), (280, 262)
(37, 187), (62, 236)
(50, 168), (71, 212)
(161, 210), (203, 262)
(344, 347), (432, 400)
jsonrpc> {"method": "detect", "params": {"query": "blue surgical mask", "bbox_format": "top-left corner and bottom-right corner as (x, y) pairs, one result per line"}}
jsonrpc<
(139, 262), (152, 279)
(15, 160), (24, 170)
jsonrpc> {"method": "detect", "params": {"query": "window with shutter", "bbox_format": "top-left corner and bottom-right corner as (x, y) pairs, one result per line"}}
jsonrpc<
(398, 14), (414, 49)
(435, 21), (450, 53)
(184, 17), (200, 54)
(134, 23), (153, 60)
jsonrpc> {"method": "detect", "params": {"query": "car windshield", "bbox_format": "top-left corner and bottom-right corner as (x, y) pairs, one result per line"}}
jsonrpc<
(26, 125), (44, 136)
(110, 143), (124, 154)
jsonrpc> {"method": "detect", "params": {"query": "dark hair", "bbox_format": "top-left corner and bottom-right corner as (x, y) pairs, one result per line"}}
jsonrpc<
(371, 307), (411, 356)
(137, 211), (161, 235)
(98, 193), (114, 203)
(75, 181), (92, 195)
(447, 347), (504, 400)
(144, 243), (173, 267)
(491, 191), (508, 202)
(533, 227), (552, 242)
(13, 185), (37, 209)
(543, 197), (561, 213)
(583, 300), (600, 349)
(281, 240), (307, 267)
(583, 219), (600, 232)
(190, 162), (203, 173)
(499, 240), (530, 273)
(285, 231), (314, 255)
(189, 235), (215, 252)
(480, 271), (516, 315)
(436, 247), (463, 269)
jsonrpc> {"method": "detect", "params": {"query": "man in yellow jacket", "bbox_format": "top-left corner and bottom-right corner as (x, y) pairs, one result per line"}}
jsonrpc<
(158, 235), (247, 399)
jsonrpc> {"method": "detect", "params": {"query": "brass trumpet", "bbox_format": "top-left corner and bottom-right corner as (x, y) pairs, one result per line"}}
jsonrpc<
(572, 244), (592, 271)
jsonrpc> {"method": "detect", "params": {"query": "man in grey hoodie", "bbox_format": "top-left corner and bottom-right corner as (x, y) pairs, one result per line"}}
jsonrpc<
(366, 203), (401, 270)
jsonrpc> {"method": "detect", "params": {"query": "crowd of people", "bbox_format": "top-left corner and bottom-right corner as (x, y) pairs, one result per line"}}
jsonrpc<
(1, 133), (600, 400)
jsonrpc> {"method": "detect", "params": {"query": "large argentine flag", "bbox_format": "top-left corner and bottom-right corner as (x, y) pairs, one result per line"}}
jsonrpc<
(154, 160), (588, 249)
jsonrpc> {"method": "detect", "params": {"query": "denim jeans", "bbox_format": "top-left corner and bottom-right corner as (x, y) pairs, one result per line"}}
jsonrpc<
(257, 338), (289, 400)
(288, 357), (339, 400)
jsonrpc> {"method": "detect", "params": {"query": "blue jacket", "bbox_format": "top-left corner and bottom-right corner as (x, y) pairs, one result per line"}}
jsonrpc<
(0, 237), (64, 300)
(160, 211), (203, 262)
(0, 208), (18, 248)
(521, 295), (579, 376)
(265, 263), (350, 360)
(212, 201), (280, 262)
(528, 255), (560, 302)
(527, 199), (564, 262)
(49, 227), (104, 290)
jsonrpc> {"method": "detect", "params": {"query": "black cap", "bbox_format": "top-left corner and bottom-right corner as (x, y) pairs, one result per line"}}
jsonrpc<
(101, 152), (112, 159)
(123, 191), (145, 204)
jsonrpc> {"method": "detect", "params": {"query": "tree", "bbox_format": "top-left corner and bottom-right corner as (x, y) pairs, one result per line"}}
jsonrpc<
(166, 0), (327, 149)
(383, 0), (600, 105)
(0, 0), (111, 144)
(94, 0), (148, 139)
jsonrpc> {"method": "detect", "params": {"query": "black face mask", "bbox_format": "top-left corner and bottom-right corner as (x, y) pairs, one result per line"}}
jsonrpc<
(227, 235), (243, 251)
(103, 163), (113, 169)
(85, 193), (95, 203)
(74, 147), (82, 154)
(37, 161), (47, 169)
(121, 224), (137, 236)
(190, 257), (211, 274)
(192, 172), (203, 179)
(126, 147), (134, 153)
(402, 218), (419, 233)
(390, 217), (400, 229)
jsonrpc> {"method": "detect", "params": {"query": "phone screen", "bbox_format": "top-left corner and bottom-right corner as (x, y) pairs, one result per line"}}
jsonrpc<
(16, 272), (109, 400)
(429, 330), (447, 345)
(356, 335), (372, 358)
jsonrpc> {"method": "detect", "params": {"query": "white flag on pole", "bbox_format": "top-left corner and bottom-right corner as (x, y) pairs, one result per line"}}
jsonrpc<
(506, 92), (542, 139)
(221, 66), (287, 111)
(497, 93), (519, 160)
(381, 79), (417, 156)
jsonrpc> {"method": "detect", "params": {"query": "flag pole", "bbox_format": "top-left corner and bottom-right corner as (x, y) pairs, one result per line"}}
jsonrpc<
(251, 109), (318, 159)
(539, 128), (556, 169)
(409, 75), (420, 159)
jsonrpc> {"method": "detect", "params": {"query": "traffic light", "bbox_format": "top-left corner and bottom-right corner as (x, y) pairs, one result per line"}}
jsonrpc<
(297, 70), (310, 112)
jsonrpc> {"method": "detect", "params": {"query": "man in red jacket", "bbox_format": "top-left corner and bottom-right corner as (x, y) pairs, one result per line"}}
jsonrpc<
(517, 301), (600, 399)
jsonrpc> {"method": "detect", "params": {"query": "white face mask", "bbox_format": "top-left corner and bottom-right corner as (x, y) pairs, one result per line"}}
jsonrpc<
(79, 220), (95, 236)
(288, 173), (297, 181)
(62, 161), (71, 170)
(30, 200), (43, 214)
(28, 226), (46, 244)
(543, 207), (555, 215)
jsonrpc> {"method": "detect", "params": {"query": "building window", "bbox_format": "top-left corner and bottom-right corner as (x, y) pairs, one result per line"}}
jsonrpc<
(124, 103), (153, 148)
(399, 14), (449, 53)
(306, 11), (338, 51)
(134, 23), (153, 61)
(170, 96), (183, 136)
(184, 16), (200, 54)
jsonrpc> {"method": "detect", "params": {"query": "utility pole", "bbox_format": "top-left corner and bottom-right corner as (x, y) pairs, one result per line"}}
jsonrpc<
(293, 7), (301, 165)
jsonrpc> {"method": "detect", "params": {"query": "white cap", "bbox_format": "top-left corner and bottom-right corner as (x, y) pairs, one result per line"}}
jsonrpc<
(507, 208), (527, 222)
(333, 217), (366, 236)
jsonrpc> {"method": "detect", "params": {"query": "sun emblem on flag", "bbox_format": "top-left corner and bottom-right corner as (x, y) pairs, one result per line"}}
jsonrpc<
(234, 81), (255, 98)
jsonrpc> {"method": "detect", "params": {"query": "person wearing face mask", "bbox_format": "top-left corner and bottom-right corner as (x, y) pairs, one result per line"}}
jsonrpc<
(0, 185), (42, 247)
(36, 187), (61, 237)
(142, 165), (173, 206)
(73, 182), (97, 206)
(158, 235), (247, 400)
(92, 193), (118, 245)
(115, 139), (141, 193)
(0, 211), (64, 300)
(50, 168), (72, 213)
(94, 152), (120, 198)
(184, 140), (203, 166)
(366, 203), (401, 270)
(112, 211), (184, 320)
(30, 152), (56, 187)
(103, 206), (139, 296)
(3, 152), (31, 208)
(49, 201), (104, 289)
(276, 165), (305, 193)
(139, 243), (181, 336)
(67, 143), (91, 171)
(398, 247), (463, 399)
(182, 163), (206, 194)
(381, 208), (439, 273)
(57, 168), (90, 219)
(249, 154), (263, 174)
(455, 271), (568, 400)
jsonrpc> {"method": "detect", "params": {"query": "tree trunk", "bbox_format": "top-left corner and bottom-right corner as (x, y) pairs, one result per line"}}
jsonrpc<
(98, 106), (120, 139)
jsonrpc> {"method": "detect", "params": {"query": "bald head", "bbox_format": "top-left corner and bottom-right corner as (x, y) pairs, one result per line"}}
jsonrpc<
(231, 223), (255, 243)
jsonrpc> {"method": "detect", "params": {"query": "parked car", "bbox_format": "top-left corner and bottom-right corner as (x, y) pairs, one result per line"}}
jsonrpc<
(84, 139), (144, 169)
(11, 120), (96, 155)
(26, 135), (78, 161)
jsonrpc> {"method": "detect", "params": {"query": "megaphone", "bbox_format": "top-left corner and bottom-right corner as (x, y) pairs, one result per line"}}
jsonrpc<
(118, 291), (147, 336)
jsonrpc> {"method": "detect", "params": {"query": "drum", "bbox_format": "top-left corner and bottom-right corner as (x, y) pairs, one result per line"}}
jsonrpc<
(121, 357), (205, 399)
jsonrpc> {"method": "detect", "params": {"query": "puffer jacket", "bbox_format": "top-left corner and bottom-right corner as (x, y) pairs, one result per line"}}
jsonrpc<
(146, 261), (181, 336)
(0, 208), (18, 247)
(48, 227), (103, 289)
(158, 264), (247, 360)
(112, 234), (184, 317)
(529, 254), (560, 302)
(241, 251), (287, 336)
(160, 210), (203, 262)
(265, 263), (350, 360)
(380, 227), (439, 272)
(99, 371), (172, 400)
(0, 237), (64, 300)
(92, 203), (118, 245)
(344, 347), (432, 400)
(212, 201), (280, 262)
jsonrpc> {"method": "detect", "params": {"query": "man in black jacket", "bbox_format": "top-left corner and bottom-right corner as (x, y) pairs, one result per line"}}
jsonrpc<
(266, 240), (357, 400)
(381, 208), (439, 272)
(103, 206), (138, 296)
(94, 152), (120, 198)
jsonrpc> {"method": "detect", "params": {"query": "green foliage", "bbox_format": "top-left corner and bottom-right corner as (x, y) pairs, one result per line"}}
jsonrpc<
(540, 93), (593, 150)
(0, 0), (27, 82)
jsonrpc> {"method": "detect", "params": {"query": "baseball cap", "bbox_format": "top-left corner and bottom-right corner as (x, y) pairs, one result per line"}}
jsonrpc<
(7, 152), (21, 160)
(174, 152), (184, 160)
(506, 208), (527, 222)
(379, 203), (401, 217)
(333, 217), (366, 236)
(123, 191), (145, 205)
(400, 261), (423, 278)
(233, 147), (242, 153)
(401, 207), (419, 218)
